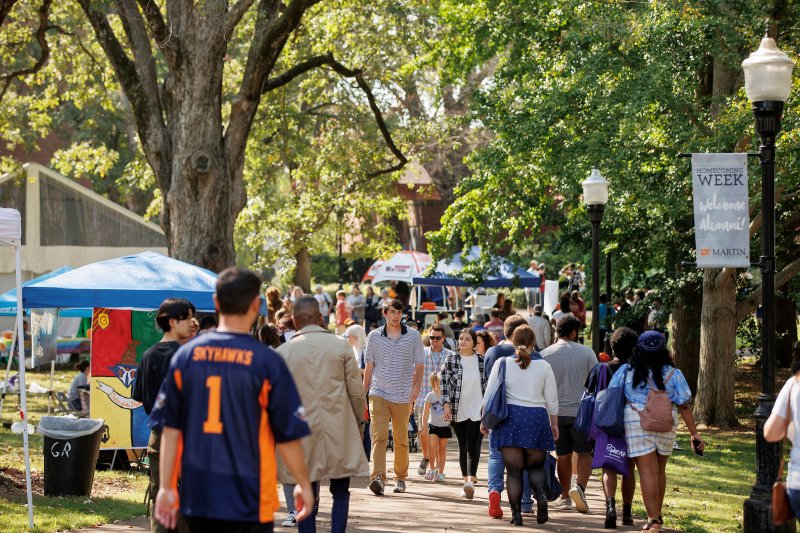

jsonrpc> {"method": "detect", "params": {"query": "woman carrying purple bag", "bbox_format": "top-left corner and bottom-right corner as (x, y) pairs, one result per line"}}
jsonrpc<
(606, 330), (704, 532)
(585, 327), (638, 528)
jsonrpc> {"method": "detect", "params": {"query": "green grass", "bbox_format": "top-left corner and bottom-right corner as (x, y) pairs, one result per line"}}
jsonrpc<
(1, 366), (148, 532)
(641, 429), (753, 532)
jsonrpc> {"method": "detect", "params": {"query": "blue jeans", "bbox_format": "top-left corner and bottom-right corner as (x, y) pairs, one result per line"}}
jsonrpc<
(786, 488), (800, 520)
(298, 478), (351, 533)
(488, 439), (532, 509)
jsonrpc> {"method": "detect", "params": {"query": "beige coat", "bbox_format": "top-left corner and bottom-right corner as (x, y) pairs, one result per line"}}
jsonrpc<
(277, 325), (367, 483)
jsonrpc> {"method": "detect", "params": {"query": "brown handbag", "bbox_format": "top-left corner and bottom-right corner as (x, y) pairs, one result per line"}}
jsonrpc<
(773, 382), (795, 525)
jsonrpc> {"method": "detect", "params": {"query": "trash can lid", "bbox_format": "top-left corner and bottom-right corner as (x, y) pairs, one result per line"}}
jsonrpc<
(37, 416), (105, 439)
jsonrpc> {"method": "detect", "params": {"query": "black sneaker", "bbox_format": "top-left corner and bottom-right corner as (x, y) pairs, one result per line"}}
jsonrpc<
(393, 480), (406, 493)
(369, 474), (384, 496)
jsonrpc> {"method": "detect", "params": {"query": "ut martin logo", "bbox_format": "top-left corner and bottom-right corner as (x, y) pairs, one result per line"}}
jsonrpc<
(700, 248), (747, 257)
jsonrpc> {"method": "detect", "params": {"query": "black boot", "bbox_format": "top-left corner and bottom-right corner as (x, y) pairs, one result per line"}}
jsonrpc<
(536, 491), (549, 524)
(509, 503), (523, 526)
(622, 503), (634, 526)
(604, 498), (617, 529)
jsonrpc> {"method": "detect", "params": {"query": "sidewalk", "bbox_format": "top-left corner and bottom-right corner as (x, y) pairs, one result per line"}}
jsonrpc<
(79, 440), (674, 532)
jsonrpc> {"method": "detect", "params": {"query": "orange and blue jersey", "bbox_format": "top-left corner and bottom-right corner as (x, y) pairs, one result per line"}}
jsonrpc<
(152, 331), (310, 523)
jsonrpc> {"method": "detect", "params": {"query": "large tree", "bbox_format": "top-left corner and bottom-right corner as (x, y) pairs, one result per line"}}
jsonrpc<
(73, 0), (405, 271)
(428, 0), (800, 427)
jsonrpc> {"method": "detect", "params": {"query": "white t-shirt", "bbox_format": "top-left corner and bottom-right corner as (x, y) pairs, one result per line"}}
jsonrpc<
(773, 376), (800, 489)
(456, 354), (483, 422)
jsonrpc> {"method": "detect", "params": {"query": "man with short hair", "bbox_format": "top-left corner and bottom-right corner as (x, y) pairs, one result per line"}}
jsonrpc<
(277, 297), (367, 531)
(363, 299), (425, 495)
(541, 315), (598, 514)
(313, 284), (333, 327)
(132, 298), (195, 533)
(483, 308), (505, 342)
(525, 260), (541, 315)
(483, 315), (529, 518)
(347, 285), (366, 326)
(153, 268), (314, 532)
(414, 324), (453, 477)
(527, 304), (552, 352)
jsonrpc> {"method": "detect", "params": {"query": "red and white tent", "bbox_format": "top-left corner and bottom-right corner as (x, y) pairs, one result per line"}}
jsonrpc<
(362, 251), (431, 285)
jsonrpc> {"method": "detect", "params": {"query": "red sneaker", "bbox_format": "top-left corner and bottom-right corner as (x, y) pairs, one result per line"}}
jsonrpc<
(488, 490), (503, 518)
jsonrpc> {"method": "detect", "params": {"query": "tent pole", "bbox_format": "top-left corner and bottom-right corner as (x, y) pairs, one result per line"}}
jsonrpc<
(0, 328), (17, 417)
(15, 242), (34, 529)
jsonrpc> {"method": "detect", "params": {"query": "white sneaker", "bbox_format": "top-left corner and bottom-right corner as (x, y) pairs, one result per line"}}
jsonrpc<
(463, 482), (475, 499)
(282, 511), (297, 527)
(569, 484), (589, 513)
(553, 497), (572, 510)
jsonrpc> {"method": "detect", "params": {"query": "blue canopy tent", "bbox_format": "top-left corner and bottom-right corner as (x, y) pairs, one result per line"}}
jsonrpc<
(22, 251), (220, 311)
(413, 246), (541, 288)
(0, 266), (89, 317)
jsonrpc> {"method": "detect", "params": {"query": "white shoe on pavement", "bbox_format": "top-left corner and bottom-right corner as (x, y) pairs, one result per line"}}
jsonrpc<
(569, 484), (589, 513)
(463, 482), (475, 499)
(553, 497), (572, 510)
(282, 511), (297, 527)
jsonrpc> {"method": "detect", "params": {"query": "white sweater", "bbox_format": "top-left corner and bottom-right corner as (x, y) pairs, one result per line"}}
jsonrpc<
(485, 357), (558, 415)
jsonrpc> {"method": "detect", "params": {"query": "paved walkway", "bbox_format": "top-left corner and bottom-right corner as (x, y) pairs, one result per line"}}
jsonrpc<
(78, 440), (674, 532)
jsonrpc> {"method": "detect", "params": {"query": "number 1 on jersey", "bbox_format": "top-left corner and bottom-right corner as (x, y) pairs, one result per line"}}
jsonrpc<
(203, 375), (223, 434)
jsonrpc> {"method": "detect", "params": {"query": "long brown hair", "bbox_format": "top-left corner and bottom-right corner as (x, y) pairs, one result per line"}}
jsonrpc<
(511, 325), (536, 370)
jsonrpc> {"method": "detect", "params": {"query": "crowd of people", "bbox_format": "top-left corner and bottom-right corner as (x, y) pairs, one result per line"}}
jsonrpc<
(134, 269), (705, 533)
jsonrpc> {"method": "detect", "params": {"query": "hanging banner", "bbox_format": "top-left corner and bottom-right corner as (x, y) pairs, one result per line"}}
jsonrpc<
(90, 308), (161, 449)
(30, 308), (58, 368)
(691, 153), (750, 268)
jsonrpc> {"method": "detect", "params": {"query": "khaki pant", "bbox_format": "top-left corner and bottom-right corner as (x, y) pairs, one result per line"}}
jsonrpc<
(369, 396), (410, 482)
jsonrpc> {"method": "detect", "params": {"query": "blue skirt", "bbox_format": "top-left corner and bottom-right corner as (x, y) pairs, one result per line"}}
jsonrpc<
(490, 405), (555, 451)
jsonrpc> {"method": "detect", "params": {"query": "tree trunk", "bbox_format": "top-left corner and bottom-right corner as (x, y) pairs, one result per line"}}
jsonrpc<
(157, 14), (244, 272)
(671, 282), (702, 396)
(694, 268), (739, 427)
(294, 247), (312, 294)
(776, 294), (798, 368)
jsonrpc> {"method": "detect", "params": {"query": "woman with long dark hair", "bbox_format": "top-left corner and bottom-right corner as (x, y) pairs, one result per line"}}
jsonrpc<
(481, 325), (557, 526)
(606, 331), (704, 531)
(441, 328), (486, 500)
(475, 330), (495, 356)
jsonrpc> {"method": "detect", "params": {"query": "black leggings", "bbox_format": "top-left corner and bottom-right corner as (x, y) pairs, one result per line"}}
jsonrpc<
(451, 419), (483, 477)
(501, 447), (547, 506)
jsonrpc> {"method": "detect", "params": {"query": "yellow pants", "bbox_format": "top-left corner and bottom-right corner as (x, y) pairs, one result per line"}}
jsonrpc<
(369, 396), (410, 481)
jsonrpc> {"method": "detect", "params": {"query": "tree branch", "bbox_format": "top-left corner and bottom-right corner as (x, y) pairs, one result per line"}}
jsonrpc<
(135, 0), (177, 69)
(0, 0), (52, 102)
(225, 0), (256, 39)
(78, 0), (171, 190)
(261, 52), (408, 178)
(737, 256), (800, 321)
(0, 0), (18, 27)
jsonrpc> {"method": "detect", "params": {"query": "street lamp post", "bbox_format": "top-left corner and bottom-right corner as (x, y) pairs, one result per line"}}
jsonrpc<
(741, 29), (795, 533)
(582, 168), (609, 356)
(337, 209), (344, 291)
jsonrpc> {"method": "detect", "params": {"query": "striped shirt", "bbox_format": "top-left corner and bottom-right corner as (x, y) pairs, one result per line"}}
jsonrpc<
(416, 346), (453, 407)
(364, 324), (425, 404)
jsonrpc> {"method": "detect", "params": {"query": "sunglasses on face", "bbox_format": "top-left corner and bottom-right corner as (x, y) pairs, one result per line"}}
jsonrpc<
(429, 336), (443, 341)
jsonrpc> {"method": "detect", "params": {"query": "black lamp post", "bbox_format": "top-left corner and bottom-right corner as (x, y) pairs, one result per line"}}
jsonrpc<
(741, 29), (795, 533)
(582, 168), (609, 355)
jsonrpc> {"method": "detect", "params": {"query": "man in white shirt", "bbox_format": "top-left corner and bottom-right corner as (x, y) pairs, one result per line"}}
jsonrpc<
(525, 260), (541, 315)
(313, 284), (333, 327)
(527, 304), (552, 351)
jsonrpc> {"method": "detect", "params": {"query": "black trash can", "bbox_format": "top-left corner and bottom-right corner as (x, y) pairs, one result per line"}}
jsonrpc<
(37, 416), (105, 496)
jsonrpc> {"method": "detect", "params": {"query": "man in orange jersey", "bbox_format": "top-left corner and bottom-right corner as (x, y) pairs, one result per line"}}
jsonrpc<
(153, 268), (313, 533)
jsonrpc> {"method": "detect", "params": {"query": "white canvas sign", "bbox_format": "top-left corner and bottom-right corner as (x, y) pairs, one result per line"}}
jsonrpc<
(691, 153), (750, 268)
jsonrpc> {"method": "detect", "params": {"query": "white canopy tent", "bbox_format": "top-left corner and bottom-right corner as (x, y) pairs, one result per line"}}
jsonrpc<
(0, 207), (33, 528)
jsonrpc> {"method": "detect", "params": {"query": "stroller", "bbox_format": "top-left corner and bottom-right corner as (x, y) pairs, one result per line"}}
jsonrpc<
(387, 412), (419, 453)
